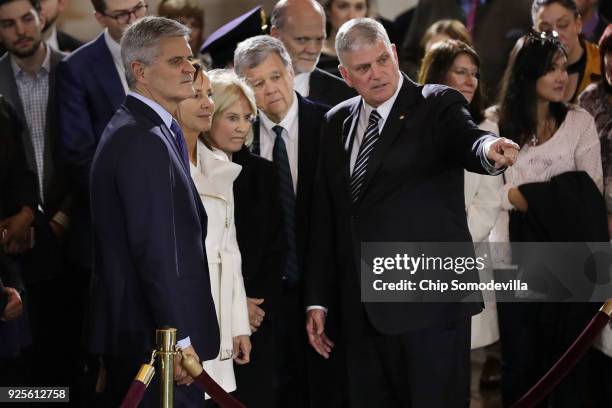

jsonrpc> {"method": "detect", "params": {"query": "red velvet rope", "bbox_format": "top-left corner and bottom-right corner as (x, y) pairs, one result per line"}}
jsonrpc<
(119, 380), (147, 408)
(191, 369), (246, 408)
(512, 310), (610, 407)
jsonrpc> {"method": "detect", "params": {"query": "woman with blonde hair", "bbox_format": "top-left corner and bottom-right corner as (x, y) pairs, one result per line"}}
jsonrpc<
(175, 65), (252, 399)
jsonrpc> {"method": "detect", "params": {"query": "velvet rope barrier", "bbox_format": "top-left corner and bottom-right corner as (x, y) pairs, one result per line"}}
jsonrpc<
(120, 351), (157, 408)
(512, 300), (612, 408)
(181, 352), (246, 408)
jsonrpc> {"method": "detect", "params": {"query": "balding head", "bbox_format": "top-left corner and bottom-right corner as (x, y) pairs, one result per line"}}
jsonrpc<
(271, 0), (326, 74)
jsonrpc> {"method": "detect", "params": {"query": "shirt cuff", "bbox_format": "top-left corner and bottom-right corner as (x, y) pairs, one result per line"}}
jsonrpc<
(481, 138), (505, 176)
(176, 336), (191, 349)
(51, 211), (70, 229)
(306, 305), (328, 313)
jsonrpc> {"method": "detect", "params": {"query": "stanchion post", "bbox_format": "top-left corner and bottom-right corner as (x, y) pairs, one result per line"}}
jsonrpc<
(156, 327), (177, 408)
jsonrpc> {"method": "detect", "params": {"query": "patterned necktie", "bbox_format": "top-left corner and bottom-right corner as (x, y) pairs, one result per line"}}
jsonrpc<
(350, 110), (381, 203)
(170, 119), (190, 169)
(272, 125), (299, 283)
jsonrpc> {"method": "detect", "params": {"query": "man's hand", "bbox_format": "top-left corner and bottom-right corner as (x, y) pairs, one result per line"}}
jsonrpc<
(174, 345), (199, 386)
(1, 287), (23, 321)
(233, 335), (251, 365)
(0, 207), (35, 254)
(486, 138), (520, 169)
(306, 309), (334, 359)
(247, 297), (265, 332)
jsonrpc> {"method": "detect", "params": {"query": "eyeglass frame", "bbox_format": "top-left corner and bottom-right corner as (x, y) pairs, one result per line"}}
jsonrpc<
(447, 67), (480, 80)
(100, 2), (148, 24)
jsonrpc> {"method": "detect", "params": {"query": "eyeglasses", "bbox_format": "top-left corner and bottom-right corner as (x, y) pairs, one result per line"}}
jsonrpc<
(102, 2), (148, 24)
(448, 68), (480, 80)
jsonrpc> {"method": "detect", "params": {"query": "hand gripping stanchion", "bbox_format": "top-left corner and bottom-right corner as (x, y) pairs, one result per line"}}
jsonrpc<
(119, 351), (156, 408)
(512, 300), (612, 407)
(181, 351), (246, 408)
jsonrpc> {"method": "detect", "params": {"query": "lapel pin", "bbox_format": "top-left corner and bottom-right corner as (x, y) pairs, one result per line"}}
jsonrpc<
(399, 115), (405, 120)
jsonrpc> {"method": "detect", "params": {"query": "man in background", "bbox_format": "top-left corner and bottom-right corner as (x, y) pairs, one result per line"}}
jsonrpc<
(271, 0), (355, 107)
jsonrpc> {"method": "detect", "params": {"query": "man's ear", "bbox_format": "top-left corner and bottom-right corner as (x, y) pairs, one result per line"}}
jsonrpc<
(131, 61), (147, 85)
(270, 25), (280, 38)
(338, 64), (354, 88)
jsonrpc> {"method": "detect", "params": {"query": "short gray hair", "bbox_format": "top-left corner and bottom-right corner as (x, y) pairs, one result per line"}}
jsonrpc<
(336, 18), (390, 66)
(271, 0), (325, 30)
(121, 16), (191, 89)
(234, 35), (293, 76)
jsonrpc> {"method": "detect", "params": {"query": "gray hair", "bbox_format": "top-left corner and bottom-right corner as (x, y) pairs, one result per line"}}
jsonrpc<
(234, 35), (293, 76)
(121, 16), (191, 89)
(335, 18), (391, 66)
(271, 0), (325, 30)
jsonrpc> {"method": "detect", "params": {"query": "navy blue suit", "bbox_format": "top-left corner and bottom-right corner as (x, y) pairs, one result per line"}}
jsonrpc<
(90, 95), (219, 406)
(56, 33), (125, 268)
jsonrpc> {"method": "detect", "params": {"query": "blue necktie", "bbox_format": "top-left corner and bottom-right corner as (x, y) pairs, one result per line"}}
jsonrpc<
(272, 125), (299, 283)
(170, 119), (190, 169)
(350, 110), (381, 202)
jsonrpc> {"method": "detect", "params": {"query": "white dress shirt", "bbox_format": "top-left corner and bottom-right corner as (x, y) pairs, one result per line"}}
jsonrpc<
(104, 29), (129, 94)
(44, 25), (59, 51)
(258, 93), (300, 193)
(293, 72), (311, 98)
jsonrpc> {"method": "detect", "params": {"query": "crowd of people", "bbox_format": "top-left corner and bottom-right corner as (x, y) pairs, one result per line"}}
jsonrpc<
(1, 0), (612, 407)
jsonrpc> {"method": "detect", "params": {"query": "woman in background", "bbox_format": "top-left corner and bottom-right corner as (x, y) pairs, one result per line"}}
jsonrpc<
(491, 31), (604, 407)
(176, 64), (251, 399)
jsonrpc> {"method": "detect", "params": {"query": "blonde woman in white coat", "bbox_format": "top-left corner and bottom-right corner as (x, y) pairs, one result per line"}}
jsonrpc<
(176, 64), (251, 397)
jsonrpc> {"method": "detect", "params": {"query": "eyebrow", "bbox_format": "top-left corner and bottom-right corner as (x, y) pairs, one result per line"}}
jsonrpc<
(0, 10), (34, 23)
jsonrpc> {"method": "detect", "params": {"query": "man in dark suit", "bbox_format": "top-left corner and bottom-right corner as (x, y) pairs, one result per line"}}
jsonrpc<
(0, 0), (73, 387)
(306, 18), (518, 407)
(234, 35), (330, 407)
(90, 16), (219, 407)
(55, 0), (146, 281)
(270, 0), (355, 108)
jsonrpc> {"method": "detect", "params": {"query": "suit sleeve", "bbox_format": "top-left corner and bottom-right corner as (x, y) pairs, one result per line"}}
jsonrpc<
(115, 131), (182, 332)
(56, 59), (99, 197)
(434, 89), (497, 174)
(304, 118), (338, 309)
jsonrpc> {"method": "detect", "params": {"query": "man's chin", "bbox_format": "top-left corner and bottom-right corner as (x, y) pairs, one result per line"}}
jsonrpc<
(10, 42), (42, 59)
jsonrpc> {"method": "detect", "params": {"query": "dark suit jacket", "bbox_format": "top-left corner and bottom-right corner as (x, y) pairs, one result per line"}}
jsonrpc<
(56, 30), (83, 52)
(0, 49), (70, 283)
(89, 95), (219, 358)
(0, 48), (69, 219)
(306, 75), (496, 337)
(400, 0), (532, 104)
(56, 33), (126, 267)
(233, 146), (286, 316)
(308, 67), (356, 108)
(252, 92), (328, 279)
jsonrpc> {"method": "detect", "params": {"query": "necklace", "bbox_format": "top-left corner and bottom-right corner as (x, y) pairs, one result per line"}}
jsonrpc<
(531, 116), (555, 146)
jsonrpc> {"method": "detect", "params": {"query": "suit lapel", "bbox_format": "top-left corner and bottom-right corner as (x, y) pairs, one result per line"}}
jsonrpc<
(296, 94), (316, 214)
(42, 49), (64, 198)
(356, 75), (418, 205)
(91, 34), (125, 109)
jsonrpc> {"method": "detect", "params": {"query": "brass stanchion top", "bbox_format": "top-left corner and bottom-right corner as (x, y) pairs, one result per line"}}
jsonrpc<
(156, 327), (177, 352)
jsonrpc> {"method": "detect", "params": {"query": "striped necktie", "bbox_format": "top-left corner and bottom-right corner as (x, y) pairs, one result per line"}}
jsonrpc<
(170, 119), (190, 170)
(272, 125), (299, 283)
(350, 110), (381, 203)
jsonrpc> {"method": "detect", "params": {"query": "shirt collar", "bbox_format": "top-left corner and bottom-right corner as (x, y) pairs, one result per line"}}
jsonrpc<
(259, 91), (299, 140)
(127, 91), (174, 130)
(361, 74), (403, 124)
(293, 72), (311, 97)
(10, 42), (51, 77)
(44, 25), (59, 51)
(104, 28), (123, 64)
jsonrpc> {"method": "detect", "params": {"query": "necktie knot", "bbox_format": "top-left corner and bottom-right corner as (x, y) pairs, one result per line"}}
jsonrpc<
(272, 125), (284, 140)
